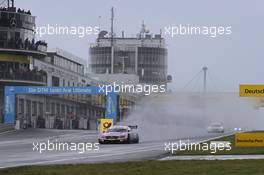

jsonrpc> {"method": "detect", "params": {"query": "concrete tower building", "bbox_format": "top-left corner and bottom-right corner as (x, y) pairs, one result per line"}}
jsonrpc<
(89, 23), (168, 85)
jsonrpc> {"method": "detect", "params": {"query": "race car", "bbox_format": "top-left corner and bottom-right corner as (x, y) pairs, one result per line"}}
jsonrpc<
(207, 122), (224, 133)
(98, 125), (139, 144)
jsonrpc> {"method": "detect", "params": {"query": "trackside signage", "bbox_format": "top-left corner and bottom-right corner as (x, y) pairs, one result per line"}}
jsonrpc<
(4, 86), (117, 124)
(240, 84), (264, 97)
(235, 133), (264, 147)
(99, 119), (113, 133)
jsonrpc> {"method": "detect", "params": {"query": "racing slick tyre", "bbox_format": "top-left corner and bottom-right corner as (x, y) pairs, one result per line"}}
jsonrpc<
(126, 134), (131, 144)
(134, 135), (139, 144)
(98, 140), (105, 144)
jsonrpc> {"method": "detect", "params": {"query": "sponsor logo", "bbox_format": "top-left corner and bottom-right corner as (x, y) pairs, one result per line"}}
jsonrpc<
(235, 133), (264, 147)
(240, 84), (264, 97)
(99, 119), (113, 133)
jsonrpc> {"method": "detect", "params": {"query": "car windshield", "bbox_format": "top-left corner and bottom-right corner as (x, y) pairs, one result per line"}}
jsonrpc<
(212, 124), (221, 127)
(107, 128), (127, 132)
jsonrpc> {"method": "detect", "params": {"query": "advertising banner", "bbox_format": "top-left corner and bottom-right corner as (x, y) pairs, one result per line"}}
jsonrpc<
(235, 132), (264, 147)
(4, 86), (117, 125)
(99, 118), (113, 133)
(105, 92), (117, 124)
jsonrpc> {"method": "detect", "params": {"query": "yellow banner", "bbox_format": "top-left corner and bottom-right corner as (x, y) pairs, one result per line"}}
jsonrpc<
(235, 132), (264, 147)
(240, 84), (264, 97)
(99, 119), (113, 133)
(0, 54), (29, 64)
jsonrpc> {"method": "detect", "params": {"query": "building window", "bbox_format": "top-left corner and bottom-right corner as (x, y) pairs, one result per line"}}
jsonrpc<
(56, 103), (60, 115)
(39, 102), (43, 117)
(26, 100), (31, 117)
(0, 31), (8, 47)
(46, 101), (50, 113)
(18, 99), (24, 114)
(51, 102), (55, 115)
(52, 76), (60, 86)
(66, 105), (70, 114)
(61, 105), (65, 115)
(32, 101), (37, 115)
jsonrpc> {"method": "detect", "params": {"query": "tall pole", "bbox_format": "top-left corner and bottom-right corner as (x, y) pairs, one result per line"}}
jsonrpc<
(202, 66), (208, 93)
(111, 7), (114, 46)
(110, 7), (114, 74)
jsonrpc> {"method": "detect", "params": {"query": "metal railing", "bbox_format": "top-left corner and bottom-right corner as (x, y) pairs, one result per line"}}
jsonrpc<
(0, 69), (47, 83)
(0, 39), (47, 52)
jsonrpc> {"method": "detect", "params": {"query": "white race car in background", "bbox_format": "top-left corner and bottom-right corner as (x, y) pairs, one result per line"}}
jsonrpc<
(98, 125), (139, 144)
(207, 122), (224, 133)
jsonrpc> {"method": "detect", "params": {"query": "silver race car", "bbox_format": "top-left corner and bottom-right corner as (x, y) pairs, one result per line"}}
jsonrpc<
(207, 122), (224, 133)
(98, 125), (139, 144)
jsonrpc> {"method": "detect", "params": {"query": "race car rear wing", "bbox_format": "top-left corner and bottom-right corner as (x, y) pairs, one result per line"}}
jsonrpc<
(128, 125), (138, 129)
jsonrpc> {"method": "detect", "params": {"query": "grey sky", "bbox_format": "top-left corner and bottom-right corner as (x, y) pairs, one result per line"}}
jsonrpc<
(16, 0), (264, 92)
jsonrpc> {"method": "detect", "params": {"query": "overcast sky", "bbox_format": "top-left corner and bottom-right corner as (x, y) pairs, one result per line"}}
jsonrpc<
(15, 0), (264, 92)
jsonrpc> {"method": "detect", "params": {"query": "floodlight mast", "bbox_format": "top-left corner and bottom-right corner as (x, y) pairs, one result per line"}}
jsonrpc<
(111, 7), (114, 46)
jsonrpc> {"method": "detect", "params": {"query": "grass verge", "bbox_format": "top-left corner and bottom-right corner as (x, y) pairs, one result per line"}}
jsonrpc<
(176, 132), (264, 155)
(1, 160), (264, 175)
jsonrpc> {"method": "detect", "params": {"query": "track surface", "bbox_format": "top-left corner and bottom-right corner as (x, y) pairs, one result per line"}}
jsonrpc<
(0, 129), (227, 169)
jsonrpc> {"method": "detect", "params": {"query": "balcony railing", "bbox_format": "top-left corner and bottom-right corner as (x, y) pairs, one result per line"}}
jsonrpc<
(0, 69), (47, 84)
(0, 39), (47, 53)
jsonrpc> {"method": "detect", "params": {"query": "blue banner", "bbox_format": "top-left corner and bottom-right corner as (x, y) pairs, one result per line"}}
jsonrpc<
(7, 86), (102, 95)
(4, 86), (117, 125)
(4, 88), (15, 124)
(105, 92), (117, 124)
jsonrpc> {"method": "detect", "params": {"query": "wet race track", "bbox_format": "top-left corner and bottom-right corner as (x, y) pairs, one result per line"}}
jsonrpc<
(0, 129), (228, 169)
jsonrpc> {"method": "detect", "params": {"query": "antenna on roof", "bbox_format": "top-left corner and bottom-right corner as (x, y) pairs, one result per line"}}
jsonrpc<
(140, 21), (149, 38)
(98, 16), (101, 32)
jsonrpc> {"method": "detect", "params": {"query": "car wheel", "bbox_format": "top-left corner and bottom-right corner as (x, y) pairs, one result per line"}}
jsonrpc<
(126, 134), (131, 144)
(134, 136), (139, 143)
(98, 140), (104, 144)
